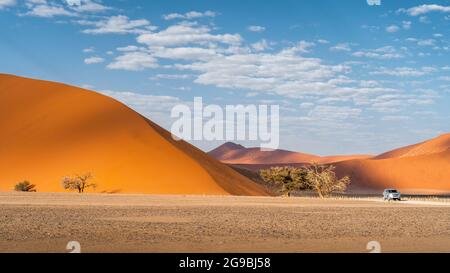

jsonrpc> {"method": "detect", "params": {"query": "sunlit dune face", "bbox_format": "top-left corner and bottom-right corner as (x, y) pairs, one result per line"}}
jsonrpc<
(0, 74), (269, 196)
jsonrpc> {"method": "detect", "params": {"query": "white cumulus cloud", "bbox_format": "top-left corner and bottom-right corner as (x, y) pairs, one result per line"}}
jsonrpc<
(0, 0), (16, 9)
(107, 51), (158, 71)
(137, 23), (242, 46)
(65, 0), (109, 12)
(386, 25), (400, 33)
(352, 46), (404, 59)
(247, 25), (265, 32)
(403, 4), (450, 16)
(84, 56), (104, 64)
(80, 15), (155, 35)
(24, 3), (76, 17)
(402, 21), (412, 29)
(330, 43), (352, 52)
(370, 67), (434, 77)
(163, 10), (216, 20)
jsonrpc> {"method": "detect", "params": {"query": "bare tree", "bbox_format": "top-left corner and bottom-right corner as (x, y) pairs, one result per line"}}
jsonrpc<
(304, 163), (350, 198)
(14, 181), (36, 192)
(61, 173), (96, 193)
(260, 166), (308, 196)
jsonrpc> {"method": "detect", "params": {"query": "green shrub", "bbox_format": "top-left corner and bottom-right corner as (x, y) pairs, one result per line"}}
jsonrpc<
(14, 181), (37, 192)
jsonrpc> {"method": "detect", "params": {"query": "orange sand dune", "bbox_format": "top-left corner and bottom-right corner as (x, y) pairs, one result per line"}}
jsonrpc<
(375, 134), (450, 159)
(0, 74), (269, 196)
(336, 134), (450, 194)
(208, 142), (372, 164)
(211, 136), (450, 194)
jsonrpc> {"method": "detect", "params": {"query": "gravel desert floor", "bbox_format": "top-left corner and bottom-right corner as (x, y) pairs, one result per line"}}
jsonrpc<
(1, 192), (449, 253)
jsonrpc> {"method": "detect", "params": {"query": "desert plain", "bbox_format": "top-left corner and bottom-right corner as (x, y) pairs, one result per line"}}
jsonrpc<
(1, 192), (449, 253)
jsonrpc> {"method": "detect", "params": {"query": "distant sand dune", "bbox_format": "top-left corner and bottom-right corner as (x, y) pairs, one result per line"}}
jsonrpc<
(210, 135), (450, 194)
(0, 74), (269, 196)
(335, 134), (450, 194)
(375, 134), (450, 159)
(208, 142), (372, 164)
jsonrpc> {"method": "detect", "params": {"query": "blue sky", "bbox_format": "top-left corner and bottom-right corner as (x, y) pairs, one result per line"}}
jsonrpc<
(1, 0), (449, 155)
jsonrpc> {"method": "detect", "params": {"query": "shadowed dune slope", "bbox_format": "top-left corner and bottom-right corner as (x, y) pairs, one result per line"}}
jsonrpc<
(0, 74), (269, 196)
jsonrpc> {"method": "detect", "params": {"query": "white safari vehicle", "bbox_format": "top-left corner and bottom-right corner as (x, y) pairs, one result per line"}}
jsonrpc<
(383, 189), (401, 201)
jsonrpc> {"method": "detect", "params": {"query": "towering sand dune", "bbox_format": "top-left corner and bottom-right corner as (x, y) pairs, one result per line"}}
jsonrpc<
(0, 74), (269, 195)
(335, 134), (450, 194)
(209, 142), (372, 164)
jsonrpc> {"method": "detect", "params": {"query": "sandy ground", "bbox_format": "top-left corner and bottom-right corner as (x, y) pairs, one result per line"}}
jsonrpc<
(1, 192), (450, 253)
